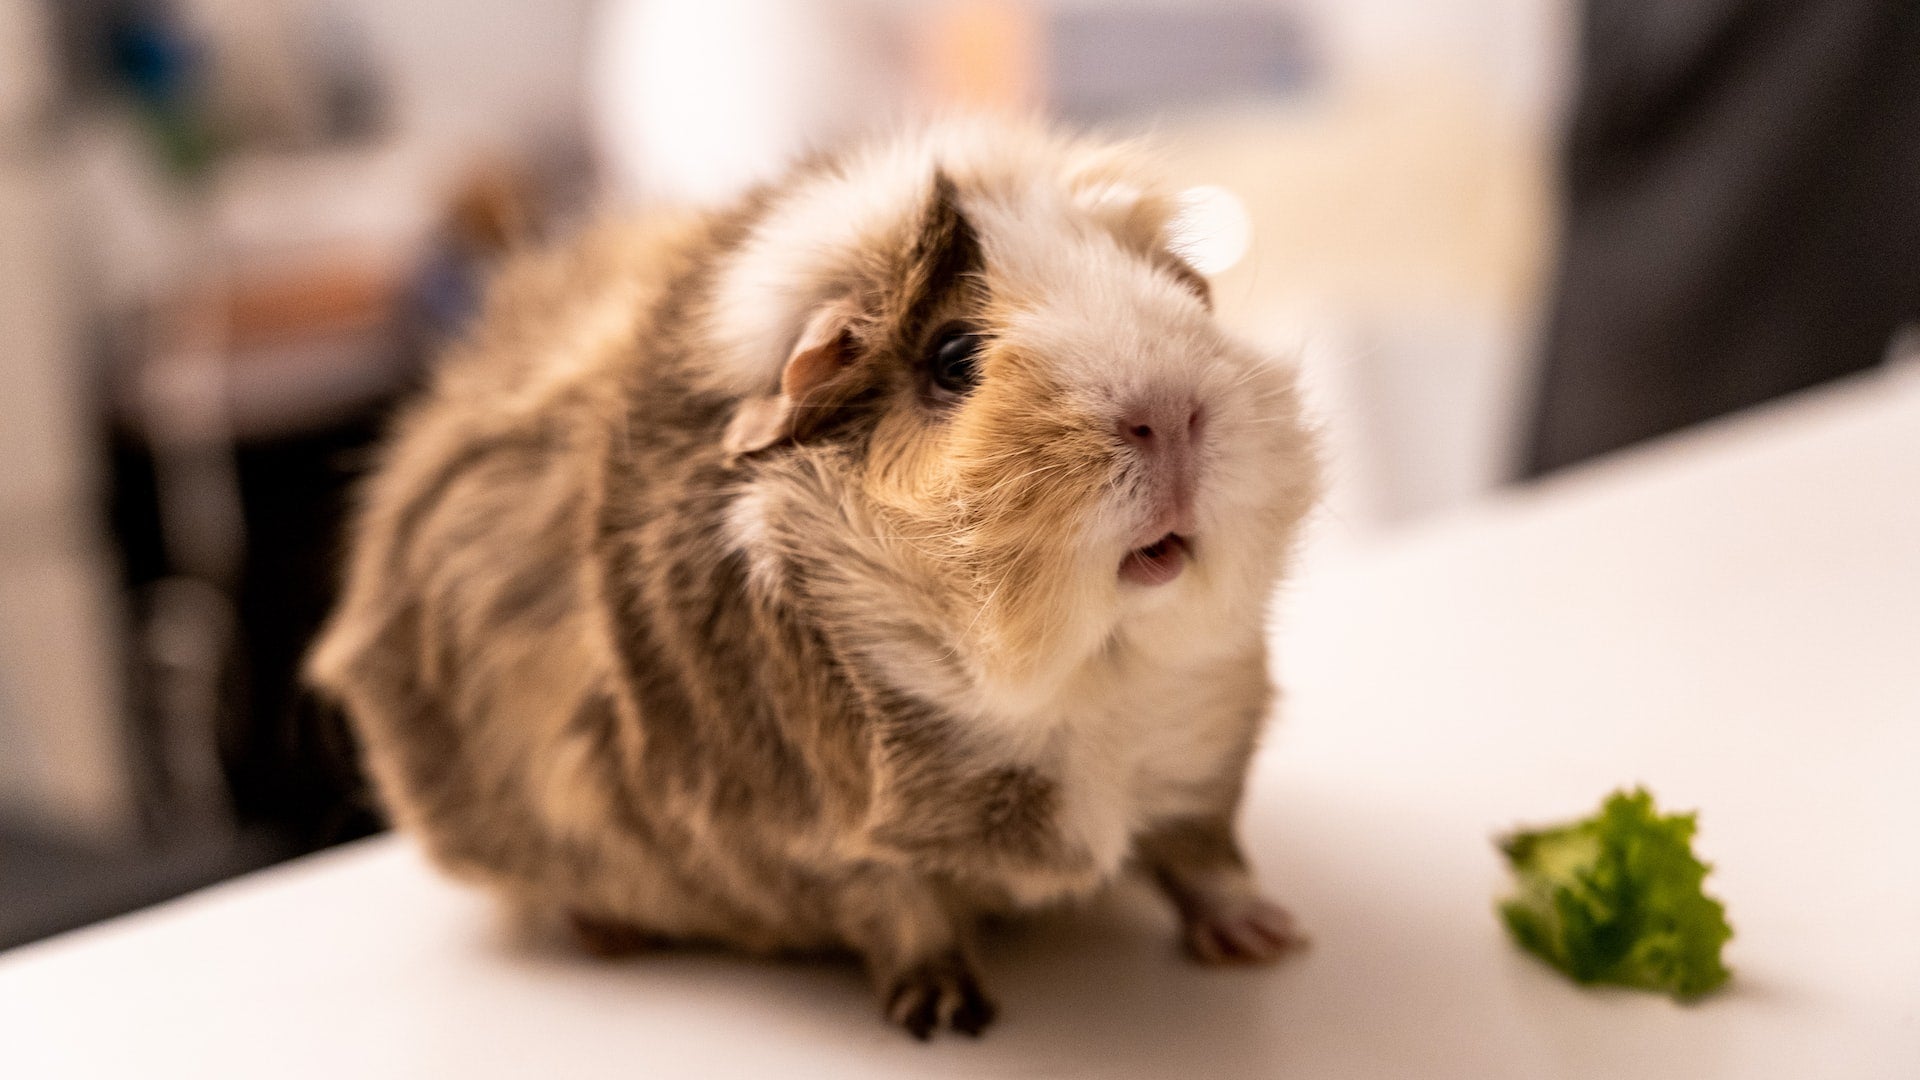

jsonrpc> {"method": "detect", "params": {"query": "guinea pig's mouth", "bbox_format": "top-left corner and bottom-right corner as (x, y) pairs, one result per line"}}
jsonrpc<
(1119, 533), (1189, 587)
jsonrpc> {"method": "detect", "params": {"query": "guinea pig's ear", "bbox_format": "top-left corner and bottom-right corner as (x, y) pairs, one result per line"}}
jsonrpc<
(1072, 177), (1212, 309)
(1072, 178), (1159, 241)
(1156, 251), (1213, 310)
(722, 301), (863, 457)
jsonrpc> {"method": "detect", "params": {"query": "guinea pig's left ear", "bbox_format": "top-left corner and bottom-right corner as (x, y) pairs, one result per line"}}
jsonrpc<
(723, 301), (863, 456)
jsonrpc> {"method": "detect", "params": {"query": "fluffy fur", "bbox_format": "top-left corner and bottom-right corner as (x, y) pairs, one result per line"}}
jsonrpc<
(307, 119), (1319, 1038)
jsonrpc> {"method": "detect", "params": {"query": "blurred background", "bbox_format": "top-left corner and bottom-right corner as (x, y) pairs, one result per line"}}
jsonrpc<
(0, 0), (1913, 949)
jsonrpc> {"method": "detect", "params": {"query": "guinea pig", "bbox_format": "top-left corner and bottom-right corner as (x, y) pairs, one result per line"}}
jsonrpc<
(306, 119), (1319, 1039)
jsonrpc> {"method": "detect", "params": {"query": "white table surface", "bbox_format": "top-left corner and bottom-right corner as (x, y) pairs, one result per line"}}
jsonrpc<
(5, 368), (1919, 1078)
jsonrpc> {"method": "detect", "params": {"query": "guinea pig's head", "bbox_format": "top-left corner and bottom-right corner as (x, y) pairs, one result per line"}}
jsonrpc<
(710, 122), (1317, 715)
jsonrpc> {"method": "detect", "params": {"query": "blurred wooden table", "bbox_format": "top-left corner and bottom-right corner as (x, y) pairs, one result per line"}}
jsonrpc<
(3, 367), (1917, 1078)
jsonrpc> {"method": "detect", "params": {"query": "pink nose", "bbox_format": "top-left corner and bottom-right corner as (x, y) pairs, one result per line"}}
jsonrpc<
(1119, 396), (1202, 532)
(1117, 399), (1202, 453)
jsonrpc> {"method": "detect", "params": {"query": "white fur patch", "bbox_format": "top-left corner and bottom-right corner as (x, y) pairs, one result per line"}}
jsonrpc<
(724, 485), (786, 601)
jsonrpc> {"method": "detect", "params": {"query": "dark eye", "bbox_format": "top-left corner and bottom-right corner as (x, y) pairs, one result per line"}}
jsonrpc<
(928, 328), (983, 398)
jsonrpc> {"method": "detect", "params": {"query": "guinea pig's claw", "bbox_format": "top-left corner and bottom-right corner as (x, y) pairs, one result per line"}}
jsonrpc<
(883, 953), (998, 1039)
(1183, 895), (1308, 965)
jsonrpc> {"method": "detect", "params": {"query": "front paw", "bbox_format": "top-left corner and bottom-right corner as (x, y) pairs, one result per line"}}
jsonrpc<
(881, 951), (998, 1039)
(1182, 894), (1307, 965)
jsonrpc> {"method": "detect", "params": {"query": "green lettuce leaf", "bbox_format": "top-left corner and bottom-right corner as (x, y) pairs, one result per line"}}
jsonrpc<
(1496, 787), (1732, 999)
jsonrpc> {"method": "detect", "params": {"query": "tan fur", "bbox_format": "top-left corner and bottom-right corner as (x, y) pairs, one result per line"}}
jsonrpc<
(307, 119), (1318, 1038)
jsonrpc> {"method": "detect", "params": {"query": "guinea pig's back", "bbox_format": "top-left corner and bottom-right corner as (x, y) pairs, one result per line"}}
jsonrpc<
(306, 213), (702, 883)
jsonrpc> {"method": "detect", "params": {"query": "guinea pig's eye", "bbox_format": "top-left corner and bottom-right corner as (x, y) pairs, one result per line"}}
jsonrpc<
(927, 327), (983, 400)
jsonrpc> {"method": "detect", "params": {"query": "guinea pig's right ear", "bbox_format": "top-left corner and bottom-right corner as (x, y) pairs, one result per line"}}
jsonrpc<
(723, 300), (863, 457)
(1072, 175), (1212, 309)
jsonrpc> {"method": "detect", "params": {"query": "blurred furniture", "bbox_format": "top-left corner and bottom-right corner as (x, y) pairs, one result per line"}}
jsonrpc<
(5, 364), (1916, 1077)
(1, 0), (594, 951)
(0, 0), (140, 841)
(107, 246), (417, 850)
(1525, 0), (1920, 474)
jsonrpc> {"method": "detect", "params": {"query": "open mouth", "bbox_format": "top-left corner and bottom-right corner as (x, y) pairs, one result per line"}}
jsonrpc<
(1119, 533), (1190, 586)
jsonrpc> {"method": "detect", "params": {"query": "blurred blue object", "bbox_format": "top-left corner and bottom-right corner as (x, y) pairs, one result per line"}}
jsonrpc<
(103, 0), (215, 176)
(411, 246), (485, 344)
(105, 1), (196, 106)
